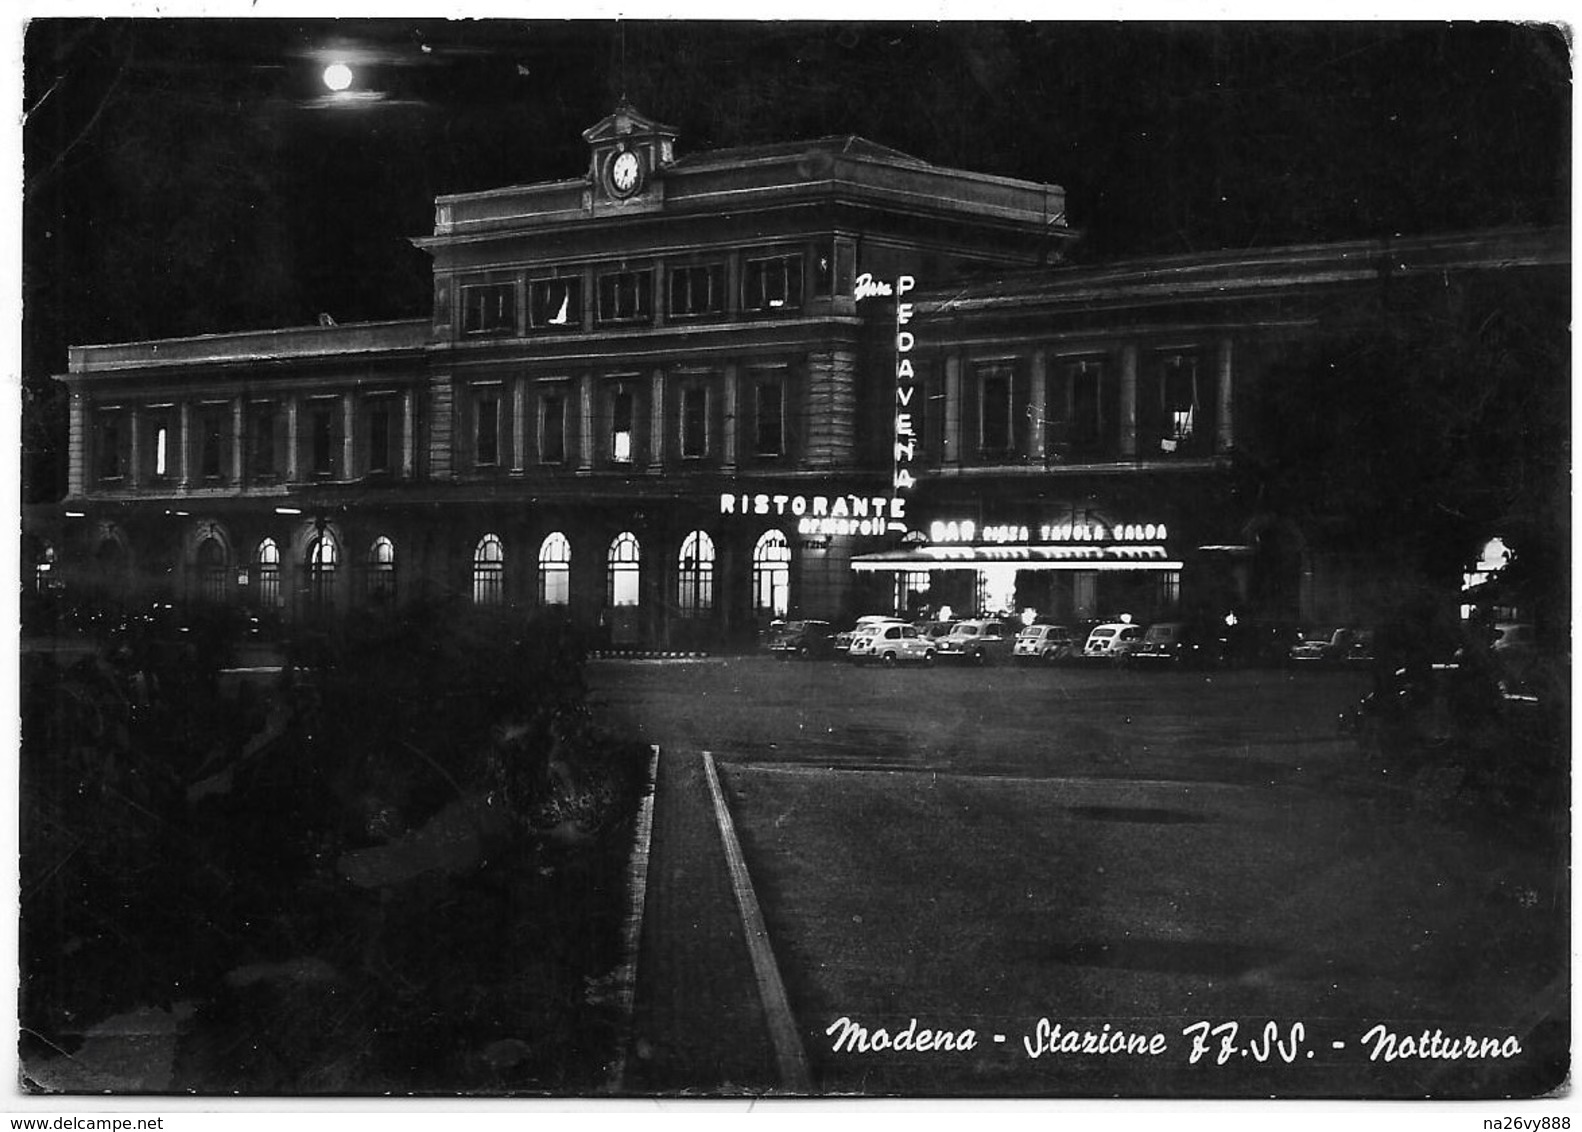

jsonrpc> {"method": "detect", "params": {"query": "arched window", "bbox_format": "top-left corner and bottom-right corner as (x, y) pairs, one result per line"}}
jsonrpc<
(255, 539), (282, 608)
(752, 529), (791, 618)
(308, 530), (338, 611)
(473, 533), (505, 606)
(196, 537), (229, 603)
(366, 536), (397, 605)
(677, 530), (715, 616)
(538, 532), (571, 606)
(607, 531), (641, 607)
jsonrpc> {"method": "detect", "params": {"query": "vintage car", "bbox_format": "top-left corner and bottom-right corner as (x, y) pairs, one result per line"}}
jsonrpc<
(1012, 624), (1078, 664)
(846, 621), (938, 665)
(935, 619), (1016, 664)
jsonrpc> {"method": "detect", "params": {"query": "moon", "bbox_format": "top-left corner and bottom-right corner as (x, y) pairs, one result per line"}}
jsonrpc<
(322, 62), (354, 92)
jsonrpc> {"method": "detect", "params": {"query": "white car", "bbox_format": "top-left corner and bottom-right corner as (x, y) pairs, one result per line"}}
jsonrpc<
(1082, 622), (1145, 659)
(1013, 624), (1078, 664)
(847, 622), (937, 665)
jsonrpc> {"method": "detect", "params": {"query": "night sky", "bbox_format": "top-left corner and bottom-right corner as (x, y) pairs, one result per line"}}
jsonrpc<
(18, 18), (1572, 499)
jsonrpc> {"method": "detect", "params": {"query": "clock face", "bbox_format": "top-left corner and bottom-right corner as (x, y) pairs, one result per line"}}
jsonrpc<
(611, 151), (641, 195)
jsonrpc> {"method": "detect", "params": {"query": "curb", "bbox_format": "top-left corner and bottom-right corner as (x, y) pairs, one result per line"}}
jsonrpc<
(701, 750), (813, 1094)
(606, 743), (661, 1093)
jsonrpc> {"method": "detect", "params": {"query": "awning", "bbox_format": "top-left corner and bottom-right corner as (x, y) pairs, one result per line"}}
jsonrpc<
(850, 544), (1183, 572)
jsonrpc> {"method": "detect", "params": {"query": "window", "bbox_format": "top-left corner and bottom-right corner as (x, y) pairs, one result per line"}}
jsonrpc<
(308, 530), (338, 612)
(896, 571), (931, 615)
(610, 389), (635, 464)
(196, 537), (229, 603)
(608, 532), (641, 607)
(473, 534), (505, 606)
(681, 387), (708, 459)
(463, 283), (515, 335)
(366, 536), (396, 605)
(249, 405), (277, 478)
(669, 264), (724, 317)
(743, 254), (803, 312)
(1161, 354), (1199, 449)
(754, 376), (785, 456)
(540, 390), (567, 464)
(1050, 358), (1107, 457)
(980, 371), (1012, 455)
(597, 270), (653, 324)
(153, 424), (169, 478)
(677, 530), (715, 616)
(199, 409), (225, 480)
(310, 404), (335, 476)
(95, 413), (124, 481)
(475, 390), (501, 467)
(538, 532), (571, 606)
(255, 539), (282, 608)
(1157, 570), (1181, 612)
(367, 402), (393, 473)
(530, 277), (581, 329)
(752, 529), (791, 618)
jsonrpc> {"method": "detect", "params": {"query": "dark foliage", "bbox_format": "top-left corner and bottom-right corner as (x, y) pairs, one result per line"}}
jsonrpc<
(20, 604), (649, 1093)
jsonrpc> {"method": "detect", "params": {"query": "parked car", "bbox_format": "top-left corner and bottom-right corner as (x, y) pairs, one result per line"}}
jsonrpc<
(1082, 622), (1145, 660)
(1133, 621), (1225, 668)
(847, 621), (937, 665)
(913, 619), (957, 642)
(763, 619), (836, 660)
(935, 618), (1016, 664)
(1289, 627), (1356, 666)
(1012, 623), (1078, 664)
(833, 615), (908, 654)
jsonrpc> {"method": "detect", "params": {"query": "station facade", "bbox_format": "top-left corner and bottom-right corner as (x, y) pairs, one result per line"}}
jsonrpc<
(42, 105), (1568, 648)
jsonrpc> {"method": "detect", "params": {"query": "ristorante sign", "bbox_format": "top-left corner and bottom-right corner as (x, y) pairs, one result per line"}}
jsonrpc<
(720, 492), (908, 538)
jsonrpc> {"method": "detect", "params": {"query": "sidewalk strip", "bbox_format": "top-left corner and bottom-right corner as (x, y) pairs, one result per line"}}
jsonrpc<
(702, 750), (813, 1094)
(606, 743), (661, 1093)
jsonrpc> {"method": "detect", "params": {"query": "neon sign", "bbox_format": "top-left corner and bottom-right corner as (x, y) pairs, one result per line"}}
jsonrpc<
(927, 520), (1169, 545)
(892, 275), (918, 494)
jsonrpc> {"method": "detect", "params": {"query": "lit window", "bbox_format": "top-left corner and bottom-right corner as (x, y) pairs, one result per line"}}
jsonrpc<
(608, 531), (641, 607)
(255, 539), (282, 608)
(744, 254), (803, 312)
(530, 277), (581, 329)
(611, 390), (634, 463)
(1162, 355), (1199, 446)
(538, 532), (571, 606)
(366, 536), (396, 604)
(308, 530), (338, 611)
(752, 529), (791, 618)
(154, 426), (168, 477)
(677, 530), (715, 616)
(473, 534), (505, 606)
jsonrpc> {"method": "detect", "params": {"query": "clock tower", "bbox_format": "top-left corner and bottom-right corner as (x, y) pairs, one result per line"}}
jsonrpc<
(583, 102), (678, 205)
